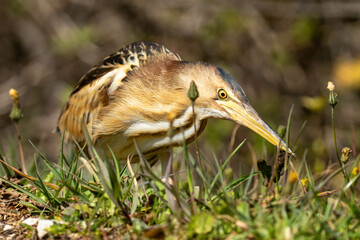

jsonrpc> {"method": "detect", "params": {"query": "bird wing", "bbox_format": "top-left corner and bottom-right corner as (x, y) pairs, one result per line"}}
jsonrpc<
(57, 42), (181, 144)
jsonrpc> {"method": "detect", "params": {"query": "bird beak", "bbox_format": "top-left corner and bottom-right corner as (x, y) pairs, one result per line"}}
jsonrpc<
(220, 100), (293, 155)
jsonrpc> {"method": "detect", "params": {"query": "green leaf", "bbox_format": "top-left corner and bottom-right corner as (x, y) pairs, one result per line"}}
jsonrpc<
(19, 222), (33, 231)
(189, 212), (215, 235)
(19, 201), (40, 210)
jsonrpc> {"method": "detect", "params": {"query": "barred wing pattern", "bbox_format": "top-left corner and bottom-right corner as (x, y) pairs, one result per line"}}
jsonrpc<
(57, 42), (180, 144)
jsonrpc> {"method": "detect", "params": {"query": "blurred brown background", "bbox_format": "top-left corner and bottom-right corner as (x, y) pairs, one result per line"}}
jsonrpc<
(1, 0), (360, 174)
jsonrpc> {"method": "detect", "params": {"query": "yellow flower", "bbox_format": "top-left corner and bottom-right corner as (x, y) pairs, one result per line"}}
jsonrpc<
(9, 88), (20, 104)
(327, 82), (338, 107)
(288, 171), (298, 185)
(9, 88), (22, 122)
(301, 177), (308, 186)
(351, 167), (359, 177)
(327, 81), (335, 91)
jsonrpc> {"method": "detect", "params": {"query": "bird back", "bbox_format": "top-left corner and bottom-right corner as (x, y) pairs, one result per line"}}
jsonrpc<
(57, 42), (180, 144)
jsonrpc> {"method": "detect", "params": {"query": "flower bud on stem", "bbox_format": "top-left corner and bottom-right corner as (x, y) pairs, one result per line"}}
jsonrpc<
(9, 89), (27, 175)
(327, 82), (347, 181)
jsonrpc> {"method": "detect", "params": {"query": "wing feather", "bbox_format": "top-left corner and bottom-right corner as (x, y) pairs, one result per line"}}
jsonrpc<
(57, 42), (180, 144)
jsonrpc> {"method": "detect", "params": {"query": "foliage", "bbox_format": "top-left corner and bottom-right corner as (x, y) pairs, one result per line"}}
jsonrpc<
(0, 88), (359, 239)
(1, 2), (360, 238)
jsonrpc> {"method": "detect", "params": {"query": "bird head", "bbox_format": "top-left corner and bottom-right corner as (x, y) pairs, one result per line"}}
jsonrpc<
(177, 62), (293, 155)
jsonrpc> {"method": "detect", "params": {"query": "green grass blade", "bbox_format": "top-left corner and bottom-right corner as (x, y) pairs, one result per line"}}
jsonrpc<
(293, 121), (307, 151)
(344, 174), (360, 191)
(226, 172), (258, 191)
(0, 176), (51, 209)
(0, 152), (13, 177)
(19, 200), (40, 210)
(211, 152), (225, 190)
(183, 135), (194, 195)
(243, 168), (255, 198)
(209, 139), (246, 192)
(34, 157), (61, 207)
(29, 140), (63, 182)
(188, 154), (210, 187)
(61, 181), (92, 204)
(59, 128), (70, 169)
(282, 105), (294, 188)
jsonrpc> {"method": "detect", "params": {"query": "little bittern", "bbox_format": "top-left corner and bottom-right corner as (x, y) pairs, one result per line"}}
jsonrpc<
(57, 42), (291, 167)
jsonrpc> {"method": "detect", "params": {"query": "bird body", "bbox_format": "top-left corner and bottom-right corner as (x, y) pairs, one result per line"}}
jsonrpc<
(57, 42), (291, 162)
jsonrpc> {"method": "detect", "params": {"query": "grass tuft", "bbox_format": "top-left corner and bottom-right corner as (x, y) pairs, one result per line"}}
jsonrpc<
(0, 85), (360, 239)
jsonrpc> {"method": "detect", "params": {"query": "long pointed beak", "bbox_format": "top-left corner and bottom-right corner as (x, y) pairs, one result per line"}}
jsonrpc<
(220, 101), (294, 156)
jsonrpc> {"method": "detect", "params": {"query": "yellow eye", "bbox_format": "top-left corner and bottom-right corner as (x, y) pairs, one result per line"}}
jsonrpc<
(217, 88), (228, 99)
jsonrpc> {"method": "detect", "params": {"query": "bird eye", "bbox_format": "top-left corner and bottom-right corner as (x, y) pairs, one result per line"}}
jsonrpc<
(217, 88), (228, 100)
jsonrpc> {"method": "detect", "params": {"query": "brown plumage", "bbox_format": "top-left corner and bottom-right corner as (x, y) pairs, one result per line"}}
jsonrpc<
(57, 41), (292, 163)
(57, 42), (179, 144)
